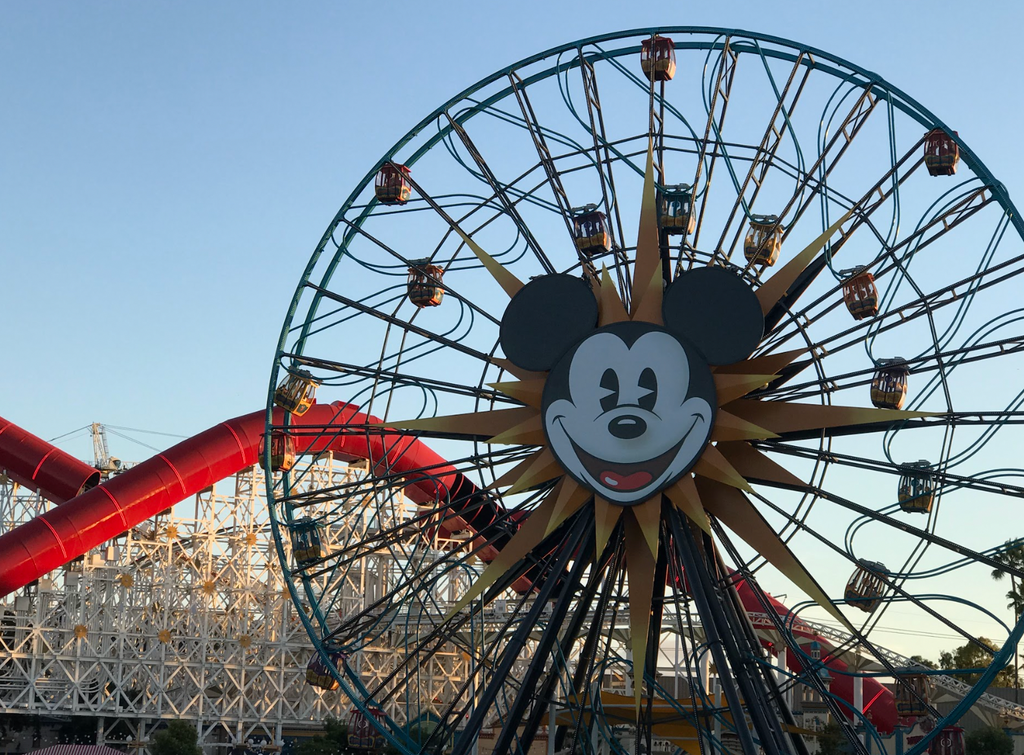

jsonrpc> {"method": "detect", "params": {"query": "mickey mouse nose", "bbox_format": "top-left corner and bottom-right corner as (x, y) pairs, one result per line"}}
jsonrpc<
(608, 415), (647, 439)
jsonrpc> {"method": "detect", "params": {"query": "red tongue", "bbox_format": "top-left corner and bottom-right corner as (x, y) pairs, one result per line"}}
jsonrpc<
(600, 470), (653, 491)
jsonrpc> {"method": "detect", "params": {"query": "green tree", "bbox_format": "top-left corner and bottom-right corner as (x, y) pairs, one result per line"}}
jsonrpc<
(815, 721), (852, 755)
(296, 717), (358, 755)
(149, 721), (203, 755)
(991, 539), (1024, 616)
(991, 538), (1024, 698)
(937, 637), (1020, 687)
(909, 655), (937, 670)
(966, 726), (1013, 755)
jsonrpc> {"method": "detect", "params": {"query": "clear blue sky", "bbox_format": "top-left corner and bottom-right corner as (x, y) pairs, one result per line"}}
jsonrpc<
(2, 0), (1019, 454)
(2, 0), (1023, 661)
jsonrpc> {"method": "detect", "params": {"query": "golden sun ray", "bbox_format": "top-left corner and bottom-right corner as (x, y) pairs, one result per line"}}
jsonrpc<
(598, 266), (630, 325)
(488, 378), (546, 408)
(694, 476), (852, 629)
(755, 210), (853, 315)
(692, 445), (753, 492)
(486, 412), (546, 446)
(448, 226), (524, 299)
(664, 476), (711, 535)
(594, 497), (624, 560)
(727, 399), (932, 435)
(503, 448), (562, 496)
(624, 512), (658, 717)
(490, 357), (547, 382)
(545, 479), (592, 537)
(713, 348), (805, 376)
(487, 448), (549, 491)
(447, 479), (587, 617)
(630, 496), (663, 559)
(386, 406), (537, 439)
(716, 442), (807, 489)
(629, 142), (663, 321)
(710, 410), (778, 442)
(714, 373), (779, 404)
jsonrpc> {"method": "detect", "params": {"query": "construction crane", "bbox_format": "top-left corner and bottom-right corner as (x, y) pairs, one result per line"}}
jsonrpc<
(90, 422), (122, 478)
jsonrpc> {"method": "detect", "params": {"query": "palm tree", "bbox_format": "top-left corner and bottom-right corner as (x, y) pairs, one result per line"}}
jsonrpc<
(991, 539), (1024, 702)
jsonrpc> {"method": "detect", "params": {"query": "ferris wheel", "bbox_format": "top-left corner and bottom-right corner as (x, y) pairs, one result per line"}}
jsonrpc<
(265, 28), (1024, 755)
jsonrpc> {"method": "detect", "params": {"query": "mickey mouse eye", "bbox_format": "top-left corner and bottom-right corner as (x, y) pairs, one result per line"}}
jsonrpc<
(599, 369), (619, 412)
(638, 367), (657, 411)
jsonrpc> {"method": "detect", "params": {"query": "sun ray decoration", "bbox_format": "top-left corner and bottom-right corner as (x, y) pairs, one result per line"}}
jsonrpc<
(386, 141), (930, 722)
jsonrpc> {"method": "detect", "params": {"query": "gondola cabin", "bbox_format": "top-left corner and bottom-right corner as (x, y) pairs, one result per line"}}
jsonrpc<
(924, 129), (959, 177)
(898, 461), (935, 514)
(259, 431), (296, 473)
(573, 205), (610, 255)
(291, 517), (324, 567)
(895, 673), (930, 717)
(659, 184), (696, 235)
(841, 268), (879, 320)
(845, 560), (888, 612)
(871, 358), (909, 410)
(929, 727), (965, 755)
(273, 370), (319, 416)
(305, 651), (341, 690)
(347, 707), (387, 751)
(407, 261), (445, 308)
(375, 163), (412, 205)
(640, 35), (676, 82)
(744, 215), (783, 267)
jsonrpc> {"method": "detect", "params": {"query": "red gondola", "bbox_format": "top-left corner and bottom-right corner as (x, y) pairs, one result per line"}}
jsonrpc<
(407, 261), (445, 308)
(573, 205), (610, 255)
(870, 358), (909, 410)
(924, 129), (959, 177)
(744, 215), (783, 267)
(841, 268), (879, 320)
(929, 726), (965, 755)
(640, 35), (676, 82)
(259, 431), (296, 473)
(375, 163), (412, 205)
(347, 707), (387, 751)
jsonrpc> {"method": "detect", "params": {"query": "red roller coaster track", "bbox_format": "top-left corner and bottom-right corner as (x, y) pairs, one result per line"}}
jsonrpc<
(0, 404), (894, 731)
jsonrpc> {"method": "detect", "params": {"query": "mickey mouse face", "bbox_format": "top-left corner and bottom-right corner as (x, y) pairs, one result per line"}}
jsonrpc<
(544, 322), (715, 503)
(499, 267), (763, 506)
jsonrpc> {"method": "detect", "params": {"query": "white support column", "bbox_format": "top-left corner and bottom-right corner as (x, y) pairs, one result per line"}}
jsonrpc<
(853, 674), (864, 743)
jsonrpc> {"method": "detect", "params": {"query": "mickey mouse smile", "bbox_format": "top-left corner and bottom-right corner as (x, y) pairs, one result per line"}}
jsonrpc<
(559, 414), (704, 494)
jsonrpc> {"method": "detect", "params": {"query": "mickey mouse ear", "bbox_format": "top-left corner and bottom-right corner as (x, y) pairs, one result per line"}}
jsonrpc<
(500, 274), (598, 371)
(662, 267), (763, 365)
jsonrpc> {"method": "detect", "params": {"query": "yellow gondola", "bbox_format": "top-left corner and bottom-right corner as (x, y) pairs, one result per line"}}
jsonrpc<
(744, 214), (783, 267)
(273, 370), (319, 416)
(898, 461), (934, 514)
(870, 358), (909, 409)
(572, 205), (610, 255)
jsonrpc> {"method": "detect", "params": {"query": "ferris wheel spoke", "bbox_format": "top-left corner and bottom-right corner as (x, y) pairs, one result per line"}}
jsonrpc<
(762, 335), (1024, 402)
(303, 283), (497, 365)
(756, 441), (1024, 500)
(443, 112), (555, 268)
(451, 512), (592, 755)
(713, 51), (811, 262)
(739, 488), (1001, 657)
(764, 186), (1000, 355)
(779, 87), (880, 238)
(281, 353), (514, 404)
(689, 38), (738, 252)
(577, 52), (630, 265)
